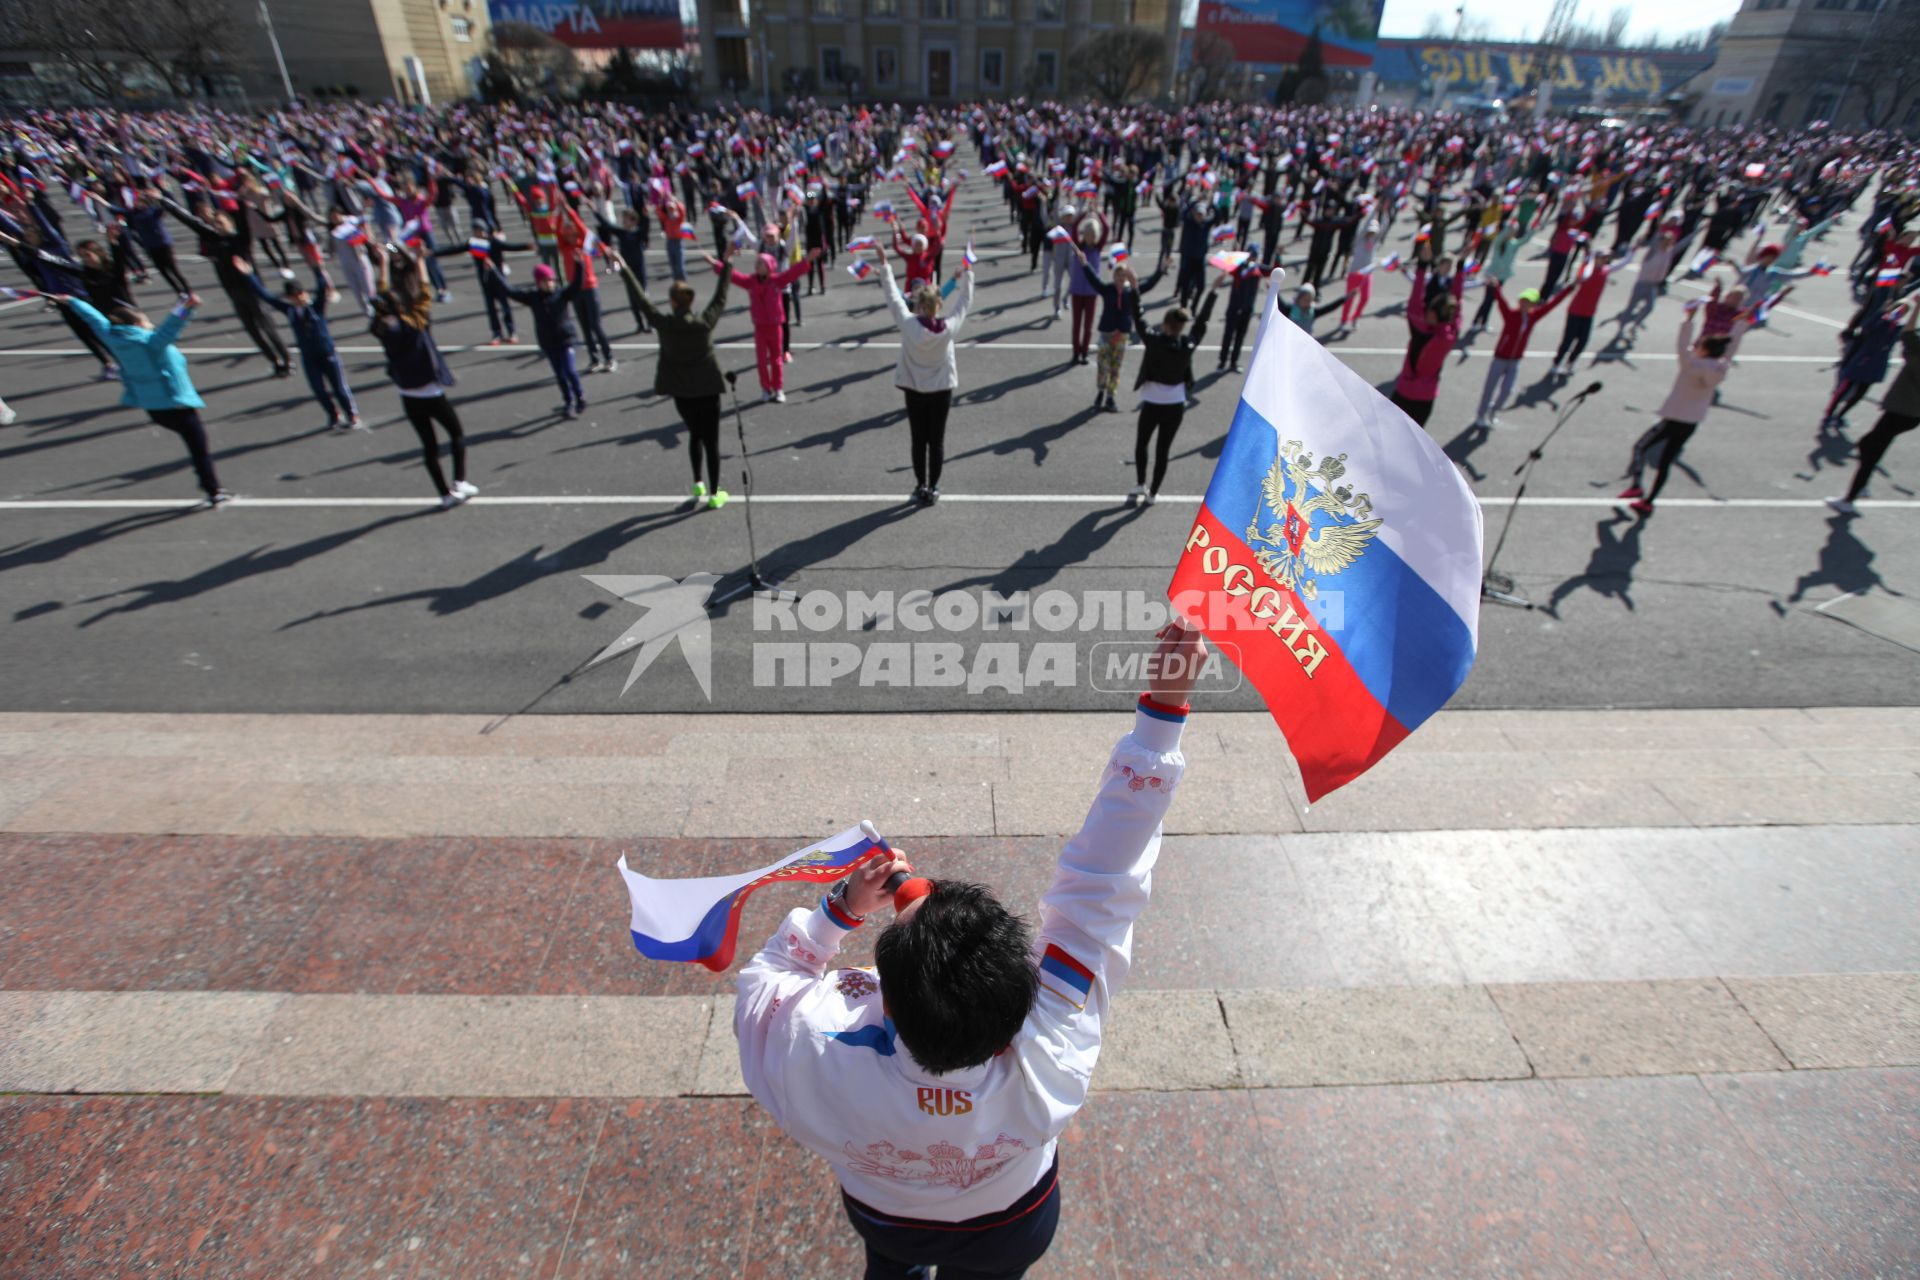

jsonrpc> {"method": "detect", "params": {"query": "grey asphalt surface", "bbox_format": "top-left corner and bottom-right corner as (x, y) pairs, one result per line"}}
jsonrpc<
(1, 177), (1915, 714)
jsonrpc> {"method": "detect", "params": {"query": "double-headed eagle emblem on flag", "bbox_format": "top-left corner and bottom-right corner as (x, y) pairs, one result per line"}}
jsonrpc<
(1246, 441), (1383, 602)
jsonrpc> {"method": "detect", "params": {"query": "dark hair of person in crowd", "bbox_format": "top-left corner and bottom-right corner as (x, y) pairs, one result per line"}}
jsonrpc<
(873, 880), (1039, 1074)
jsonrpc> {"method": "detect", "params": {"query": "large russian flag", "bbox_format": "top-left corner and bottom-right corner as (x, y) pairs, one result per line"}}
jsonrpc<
(1167, 293), (1482, 801)
(617, 824), (885, 972)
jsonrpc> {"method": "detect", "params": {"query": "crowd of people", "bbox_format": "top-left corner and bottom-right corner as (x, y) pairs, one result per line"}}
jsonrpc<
(2, 95), (1917, 516)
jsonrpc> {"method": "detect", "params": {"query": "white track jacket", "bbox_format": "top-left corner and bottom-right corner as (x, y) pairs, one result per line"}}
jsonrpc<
(735, 701), (1187, 1221)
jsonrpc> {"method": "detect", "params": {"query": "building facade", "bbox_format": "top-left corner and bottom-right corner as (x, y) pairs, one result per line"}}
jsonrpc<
(697, 0), (1181, 102)
(0, 0), (490, 107)
(1691, 0), (1908, 130)
(244, 0), (492, 103)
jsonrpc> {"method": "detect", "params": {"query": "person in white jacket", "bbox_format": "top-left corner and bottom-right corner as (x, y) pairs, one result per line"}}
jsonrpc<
(735, 622), (1205, 1279)
(867, 247), (973, 506)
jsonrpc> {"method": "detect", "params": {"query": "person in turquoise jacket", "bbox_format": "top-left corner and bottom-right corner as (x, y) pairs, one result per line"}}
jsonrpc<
(53, 291), (230, 506)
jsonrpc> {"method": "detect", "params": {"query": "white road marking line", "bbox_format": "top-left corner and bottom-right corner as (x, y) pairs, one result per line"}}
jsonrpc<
(1, 494), (1911, 512)
(0, 344), (1842, 363)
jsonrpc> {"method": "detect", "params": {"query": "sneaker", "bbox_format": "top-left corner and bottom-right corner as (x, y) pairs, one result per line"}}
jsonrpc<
(97, 365), (119, 382)
(487, 336), (505, 346)
(763, 391), (773, 403)
(453, 480), (479, 498)
(1617, 484), (1644, 499)
(1145, 491), (1158, 506)
(1470, 417), (1488, 429)
(1825, 496), (1859, 516)
(564, 403), (580, 420)
(202, 489), (235, 509)
(910, 485), (928, 504)
(437, 290), (453, 303)
(1628, 498), (1653, 516)
(783, 351), (794, 363)
(0, 403), (15, 427)
(926, 486), (940, 505)
(504, 335), (521, 345)
(273, 364), (292, 379)
(692, 480), (709, 503)
(773, 390), (786, 403)
(605, 358), (618, 373)
(440, 491), (467, 509)
(587, 360), (604, 375)
(1128, 482), (1148, 500)
(328, 417), (347, 431)
(1486, 415), (1501, 429)
(347, 416), (366, 431)
(708, 489), (730, 509)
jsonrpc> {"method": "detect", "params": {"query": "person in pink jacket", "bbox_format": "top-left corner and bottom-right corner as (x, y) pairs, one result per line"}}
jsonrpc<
(1617, 304), (1753, 515)
(727, 249), (820, 402)
(1389, 265), (1463, 428)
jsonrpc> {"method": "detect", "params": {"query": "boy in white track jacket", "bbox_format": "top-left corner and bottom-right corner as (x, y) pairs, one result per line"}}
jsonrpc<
(735, 624), (1205, 1277)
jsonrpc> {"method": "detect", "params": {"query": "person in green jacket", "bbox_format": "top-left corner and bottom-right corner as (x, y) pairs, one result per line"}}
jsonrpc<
(609, 245), (735, 509)
(52, 291), (230, 506)
(1469, 218), (1538, 334)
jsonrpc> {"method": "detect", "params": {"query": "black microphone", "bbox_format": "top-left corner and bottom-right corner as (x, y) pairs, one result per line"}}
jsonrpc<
(724, 368), (739, 387)
(1576, 381), (1603, 399)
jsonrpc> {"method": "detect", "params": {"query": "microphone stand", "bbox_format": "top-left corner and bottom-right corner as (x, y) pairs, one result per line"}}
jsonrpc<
(710, 368), (790, 606)
(1482, 382), (1602, 611)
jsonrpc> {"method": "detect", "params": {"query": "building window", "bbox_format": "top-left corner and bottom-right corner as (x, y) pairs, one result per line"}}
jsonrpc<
(821, 46), (844, 83)
(869, 0), (900, 15)
(1033, 49), (1057, 87)
(981, 0), (1010, 15)
(1035, 0), (1063, 17)
(926, 0), (954, 16)
(814, 0), (847, 13)
(874, 46), (899, 85)
(981, 47), (1004, 87)
(449, 15), (471, 40)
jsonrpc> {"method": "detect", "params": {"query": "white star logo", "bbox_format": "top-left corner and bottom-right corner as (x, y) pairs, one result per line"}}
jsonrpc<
(582, 573), (720, 699)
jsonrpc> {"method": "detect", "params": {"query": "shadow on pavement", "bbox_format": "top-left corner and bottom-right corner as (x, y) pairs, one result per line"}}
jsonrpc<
(1545, 510), (1645, 618)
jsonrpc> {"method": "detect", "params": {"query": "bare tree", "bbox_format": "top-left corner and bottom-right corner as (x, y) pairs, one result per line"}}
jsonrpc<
(1605, 7), (1631, 46)
(0, 0), (132, 103)
(1, 0), (237, 101)
(1784, 7), (1920, 128)
(1069, 29), (1165, 104)
(1186, 31), (1239, 103)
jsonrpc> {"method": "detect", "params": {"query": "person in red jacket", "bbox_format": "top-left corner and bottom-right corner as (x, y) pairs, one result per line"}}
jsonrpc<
(1390, 265), (1464, 428)
(727, 249), (821, 402)
(1472, 280), (1574, 429)
(555, 198), (616, 373)
(1548, 249), (1618, 377)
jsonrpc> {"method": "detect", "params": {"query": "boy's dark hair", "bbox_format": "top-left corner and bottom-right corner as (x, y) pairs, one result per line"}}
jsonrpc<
(1164, 306), (1191, 333)
(1700, 334), (1732, 358)
(875, 880), (1039, 1074)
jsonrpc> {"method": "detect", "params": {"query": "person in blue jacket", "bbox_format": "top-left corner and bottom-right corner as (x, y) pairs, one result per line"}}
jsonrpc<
(239, 259), (360, 430)
(50, 290), (230, 506)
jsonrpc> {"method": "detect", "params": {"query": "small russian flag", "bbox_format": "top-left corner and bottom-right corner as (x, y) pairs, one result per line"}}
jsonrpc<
(1810, 261), (1833, 277)
(1381, 252), (1402, 272)
(1047, 225), (1072, 243)
(847, 234), (878, 251)
(1210, 224), (1237, 243)
(1414, 223), (1431, 244)
(736, 181), (757, 201)
(1109, 243), (1129, 263)
(983, 159), (1009, 178)
(675, 224), (698, 241)
(807, 141), (825, 161)
(467, 235), (491, 260)
(874, 199), (896, 222)
(1877, 256), (1902, 288)
(1038, 943), (1094, 1009)
(708, 201), (729, 215)
(934, 140), (956, 159)
(963, 241), (978, 266)
(1122, 122), (1141, 140)
(618, 824), (887, 972)
(1688, 248), (1718, 274)
(847, 258), (873, 280)
(687, 142), (706, 158)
